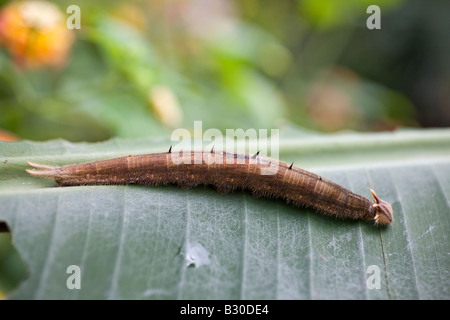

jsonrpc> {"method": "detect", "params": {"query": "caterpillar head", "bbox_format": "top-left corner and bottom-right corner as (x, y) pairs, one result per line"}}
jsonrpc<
(370, 189), (393, 225)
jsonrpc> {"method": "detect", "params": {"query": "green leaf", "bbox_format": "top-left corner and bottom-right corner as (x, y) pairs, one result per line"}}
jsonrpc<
(0, 128), (449, 299)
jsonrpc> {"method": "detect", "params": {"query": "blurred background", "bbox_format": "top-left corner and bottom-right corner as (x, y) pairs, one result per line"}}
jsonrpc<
(0, 0), (449, 297)
(0, 0), (449, 143)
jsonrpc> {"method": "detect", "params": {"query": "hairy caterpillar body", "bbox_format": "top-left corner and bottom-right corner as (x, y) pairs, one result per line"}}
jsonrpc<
(26, 150), (393, 226)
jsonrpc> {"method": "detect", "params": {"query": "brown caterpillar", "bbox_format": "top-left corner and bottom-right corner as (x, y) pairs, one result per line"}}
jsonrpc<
(26, 149), (393, 225)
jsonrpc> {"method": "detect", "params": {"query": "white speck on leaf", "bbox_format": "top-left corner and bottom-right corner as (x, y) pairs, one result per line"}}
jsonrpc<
(184, 242), (211, 268)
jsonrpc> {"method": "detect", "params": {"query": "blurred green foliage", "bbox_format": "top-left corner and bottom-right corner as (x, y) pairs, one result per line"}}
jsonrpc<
(298, 0), (403, 29)
(0, 233), (27, 295)
(2, 0), (447, 142)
